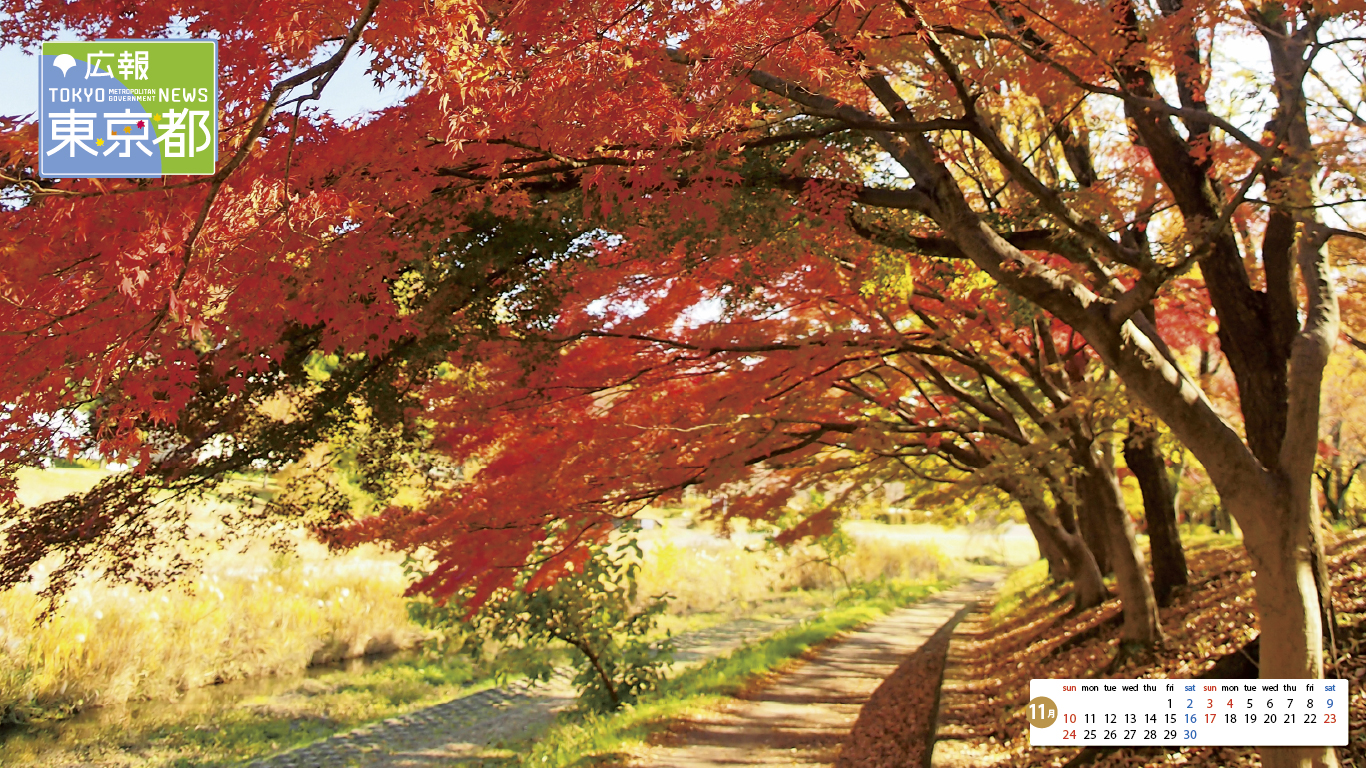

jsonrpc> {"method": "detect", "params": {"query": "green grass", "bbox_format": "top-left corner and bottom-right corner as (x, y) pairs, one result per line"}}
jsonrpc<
(1, 581), (946, 767)
(1173, 526), (1243, 551)
(2, 474), (962, 766)
(518, 579), (949, 768)
(0, 652), (486, 767)
(988, 559), (1052, 624)
(986, 526), (1246, 626)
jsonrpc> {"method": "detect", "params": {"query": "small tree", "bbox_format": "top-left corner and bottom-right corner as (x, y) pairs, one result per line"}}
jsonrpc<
(460, 537), (672, 712)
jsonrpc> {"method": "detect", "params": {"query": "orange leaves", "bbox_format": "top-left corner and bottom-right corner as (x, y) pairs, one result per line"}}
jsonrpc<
(2, 0), (1358, 637)
(358, 225), (1078, 596)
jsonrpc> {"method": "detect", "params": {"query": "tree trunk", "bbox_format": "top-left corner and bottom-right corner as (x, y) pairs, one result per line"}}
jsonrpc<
(1050, 475), (1080, 534)
(1167, 451), (1186, 525)
(1013, 487), (1108, 611)
(1326, 420), (1344, 521)
(1054, 519), (1108, 612)
(1124, 423), (1188, 607)
(1317, 471), (1342, 522)
(1075, 438), (1163, 644)
(1048, 473), (1110, 577)
(1024, 503), (1070, 583)
(1071, 480), (1112, 575)
(837, 25), (1336, 762)
(1241, 489), (1334, 768)
(1319, 421), (1363, 523)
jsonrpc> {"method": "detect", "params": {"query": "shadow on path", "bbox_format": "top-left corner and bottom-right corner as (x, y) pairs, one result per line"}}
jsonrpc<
(631, 577), (1000, 768)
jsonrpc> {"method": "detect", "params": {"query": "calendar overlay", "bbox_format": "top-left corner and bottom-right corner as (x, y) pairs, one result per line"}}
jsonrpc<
(1029, 679), (1348, 746)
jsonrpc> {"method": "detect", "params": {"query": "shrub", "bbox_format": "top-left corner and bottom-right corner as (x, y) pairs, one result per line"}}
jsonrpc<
(458, 539), (673, 712)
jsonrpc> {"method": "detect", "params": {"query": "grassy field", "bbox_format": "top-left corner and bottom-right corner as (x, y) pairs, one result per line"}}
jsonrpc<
(1, 469), (963, 767)
(845, 520), (1041, 567)
(2, 468), (429, 724)
(1, 651), (488, 767)
(0, 536), (429, 711)
(4, 584), (944, 767)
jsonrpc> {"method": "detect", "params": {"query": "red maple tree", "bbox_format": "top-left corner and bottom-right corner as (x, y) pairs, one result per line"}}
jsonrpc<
(2, 3), (1364, 765)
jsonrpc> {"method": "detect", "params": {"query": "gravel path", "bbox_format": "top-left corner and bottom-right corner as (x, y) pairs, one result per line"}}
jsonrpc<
(627, 576), (1000, 768)
(242, 608), (821, 767)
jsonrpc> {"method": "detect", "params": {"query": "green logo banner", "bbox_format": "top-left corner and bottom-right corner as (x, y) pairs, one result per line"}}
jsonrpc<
(39, 40), (219, 178)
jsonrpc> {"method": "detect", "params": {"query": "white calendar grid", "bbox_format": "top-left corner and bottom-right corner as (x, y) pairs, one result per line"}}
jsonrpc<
(1030, 679), (1348, 746)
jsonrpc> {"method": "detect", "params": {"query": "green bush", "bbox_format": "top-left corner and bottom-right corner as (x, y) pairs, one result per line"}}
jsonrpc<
(455, 539), (674, 712)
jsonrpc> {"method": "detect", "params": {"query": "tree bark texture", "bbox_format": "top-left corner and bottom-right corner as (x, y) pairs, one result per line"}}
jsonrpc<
(1075, 488), (1112, 577)
(1014, 487), (1108, 611)
(1024, 504), (1071, 584)
(1074, 439), (1163, 644)
(1054, 518), (1109, 612)
(1124, 423), (1189, 607)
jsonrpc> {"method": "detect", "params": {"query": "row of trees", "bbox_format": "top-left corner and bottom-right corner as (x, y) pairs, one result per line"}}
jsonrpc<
(2, 0), (1364, 764)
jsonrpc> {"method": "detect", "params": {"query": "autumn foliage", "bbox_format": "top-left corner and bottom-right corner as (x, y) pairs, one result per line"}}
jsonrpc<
(3, 0), (1366, 763)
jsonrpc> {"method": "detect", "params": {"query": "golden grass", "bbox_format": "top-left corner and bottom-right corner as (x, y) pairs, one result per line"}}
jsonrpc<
(817, 535), (956, 585)
(845, 520), (1043, 566)
(0, 473), (964, 727)
(2, 467), (432, 722)
(0, 538), (428, 719)
(637, 541), (781, 614)
(635, 523), (956, 615)
(12, 467), (107, 507)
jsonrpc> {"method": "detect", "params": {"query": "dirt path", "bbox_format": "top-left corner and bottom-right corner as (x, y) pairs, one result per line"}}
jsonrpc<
(628, 577), (999, 768)
(929, 595), (1012, 768)
(243, 608), (820, 768)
